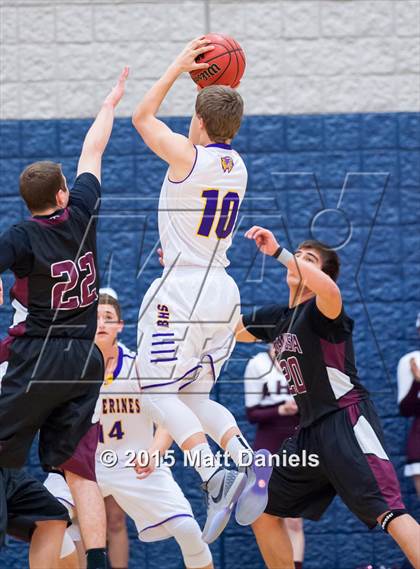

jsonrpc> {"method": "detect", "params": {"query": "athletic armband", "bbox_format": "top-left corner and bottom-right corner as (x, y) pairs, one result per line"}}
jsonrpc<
(380, 509), (406, 533)
(272, 246), (294, 267)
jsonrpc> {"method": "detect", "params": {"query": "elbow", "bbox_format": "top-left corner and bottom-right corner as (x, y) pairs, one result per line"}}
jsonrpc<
(327, 280), (341, 301)
(132, 108), (148, 130)
(132, 114), (141, 131)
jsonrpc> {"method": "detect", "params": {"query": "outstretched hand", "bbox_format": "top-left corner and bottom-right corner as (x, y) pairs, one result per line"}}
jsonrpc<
(245, 226), (280, 256)
(172, 37), (214, 74)
(104, 66), (130, 108)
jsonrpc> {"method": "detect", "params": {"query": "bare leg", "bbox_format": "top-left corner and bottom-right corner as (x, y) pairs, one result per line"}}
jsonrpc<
(181, 432), (207, 451)
(378, 512), (420, 569)
(29, 520), (67, 569)
(187, 564), (213, 569)
(65, 471), (106, 550)
(75, 540), (87, 569)
(252, 513), (294, 569)
(285, 517), (305, 564)
(105, 496), (129, 568)
(220, 426), (241, 449)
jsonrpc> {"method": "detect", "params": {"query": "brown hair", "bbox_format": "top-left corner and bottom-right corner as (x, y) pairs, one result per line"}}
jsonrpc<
(297, 240), (340, 282)
(19, 161), (66, 212)
(99, 294), (122, 321)
(195, 86), (244, 143)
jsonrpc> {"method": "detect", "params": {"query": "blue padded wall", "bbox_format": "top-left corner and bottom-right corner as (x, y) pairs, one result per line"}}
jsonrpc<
(0, 112), (419, 568)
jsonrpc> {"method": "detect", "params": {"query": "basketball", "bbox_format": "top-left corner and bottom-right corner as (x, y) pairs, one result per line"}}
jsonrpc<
(190, 33), (246, 89)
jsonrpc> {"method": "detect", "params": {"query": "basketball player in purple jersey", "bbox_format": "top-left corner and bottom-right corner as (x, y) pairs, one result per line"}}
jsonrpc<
(0, 68), (129, 569)
(236, 226), (420, 569)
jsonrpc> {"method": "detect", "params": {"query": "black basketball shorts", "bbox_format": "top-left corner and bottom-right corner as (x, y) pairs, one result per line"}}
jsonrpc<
(265, 400), (406, 528)
(0, 468), (70, 547)
(0, 337), (104, 481)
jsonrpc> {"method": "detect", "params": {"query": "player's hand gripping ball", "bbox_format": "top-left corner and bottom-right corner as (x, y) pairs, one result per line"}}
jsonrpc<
(190, 33), (246, 88)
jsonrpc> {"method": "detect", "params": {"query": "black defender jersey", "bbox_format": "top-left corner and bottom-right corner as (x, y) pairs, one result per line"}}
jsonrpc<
(243, 298), (368, 427)
(0, 173), (101, 340)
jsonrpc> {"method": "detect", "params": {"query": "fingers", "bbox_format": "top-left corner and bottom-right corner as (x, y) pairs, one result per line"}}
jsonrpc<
(192, 62), (211, 71)
(190, 36), (211, 49)
(244, 226), (262, 239)
(0, 278), (3, 306)
(246, 228), (266, 243)
(119, 66), (130, 82)
(194, 45), (215, 57)
(190, 44), (214, 70)
(135, 466), (153, 480)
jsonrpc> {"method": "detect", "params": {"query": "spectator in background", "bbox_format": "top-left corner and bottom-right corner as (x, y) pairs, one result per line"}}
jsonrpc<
(244, 345), (305, 569)
(397, 313), (420, 498)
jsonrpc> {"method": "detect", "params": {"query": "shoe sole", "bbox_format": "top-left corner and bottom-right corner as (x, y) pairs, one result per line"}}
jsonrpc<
(202, 472), (247, 544)
(235, 449), (273, 526)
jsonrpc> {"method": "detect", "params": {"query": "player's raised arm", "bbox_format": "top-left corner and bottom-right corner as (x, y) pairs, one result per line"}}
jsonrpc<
(77, 67), (129, 182)
(132, 38), (214, 180)
(245, 226), (342, 320)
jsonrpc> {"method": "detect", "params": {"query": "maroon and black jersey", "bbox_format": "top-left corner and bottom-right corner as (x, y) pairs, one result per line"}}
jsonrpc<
(0, 173), (101, 341)
(243, 298), (368, 427)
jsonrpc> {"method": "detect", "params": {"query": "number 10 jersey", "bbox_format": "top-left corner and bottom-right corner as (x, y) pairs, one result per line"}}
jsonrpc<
(158, 143), (247, 269)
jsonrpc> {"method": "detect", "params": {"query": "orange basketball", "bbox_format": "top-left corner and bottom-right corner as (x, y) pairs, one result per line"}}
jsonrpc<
(190, 33), (246, 89)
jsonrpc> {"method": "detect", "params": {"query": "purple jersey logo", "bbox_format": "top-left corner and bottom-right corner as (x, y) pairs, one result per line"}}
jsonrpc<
(221, 156), (234, 173)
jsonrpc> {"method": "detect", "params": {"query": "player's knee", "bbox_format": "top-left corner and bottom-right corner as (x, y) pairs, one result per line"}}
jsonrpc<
(190, 399), (236, 445)
(286, 517), (303, 533)
(167, 516), (212, 568)
(106, 510), (126, 535)
(378, 509), (407, 533)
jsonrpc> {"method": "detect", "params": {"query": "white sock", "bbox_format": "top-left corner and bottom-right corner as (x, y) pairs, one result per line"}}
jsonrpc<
(187, 443), (220, 482)
(226, 434), (254, 467)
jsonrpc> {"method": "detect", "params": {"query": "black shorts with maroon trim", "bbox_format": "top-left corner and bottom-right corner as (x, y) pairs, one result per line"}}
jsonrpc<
(0, 337), (103, 481)
(265, 399), (406, 528)
(0, 468), (70, 547)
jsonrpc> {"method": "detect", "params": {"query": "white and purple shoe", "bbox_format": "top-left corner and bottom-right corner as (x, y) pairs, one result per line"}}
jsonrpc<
(201, 467), (247, 544)
(234, 449), (273, 526)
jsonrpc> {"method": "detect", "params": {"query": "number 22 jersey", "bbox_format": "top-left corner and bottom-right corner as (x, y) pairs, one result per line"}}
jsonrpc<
(158, 143), (247, 269)
(0, 173), (100, 340)
(243, 298), (368, 427)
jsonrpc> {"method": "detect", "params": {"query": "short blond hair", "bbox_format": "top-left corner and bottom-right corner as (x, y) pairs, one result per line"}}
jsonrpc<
(195, 86), (244, 143)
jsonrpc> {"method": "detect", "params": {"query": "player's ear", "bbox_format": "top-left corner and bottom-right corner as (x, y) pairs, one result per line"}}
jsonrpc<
(118, 320), (124, 334)
(56, 188), (67, 207)
(197, 115), (205, 130)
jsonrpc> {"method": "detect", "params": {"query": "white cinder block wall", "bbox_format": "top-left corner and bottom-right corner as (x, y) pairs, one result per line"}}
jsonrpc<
(0, 0), (419, 119)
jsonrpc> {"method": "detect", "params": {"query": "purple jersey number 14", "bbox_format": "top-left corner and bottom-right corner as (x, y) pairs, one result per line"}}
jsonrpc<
(197, 189), (240, 239)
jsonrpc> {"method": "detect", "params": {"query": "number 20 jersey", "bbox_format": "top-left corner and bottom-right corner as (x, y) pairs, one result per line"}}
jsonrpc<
(158, 143), (248, 268)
